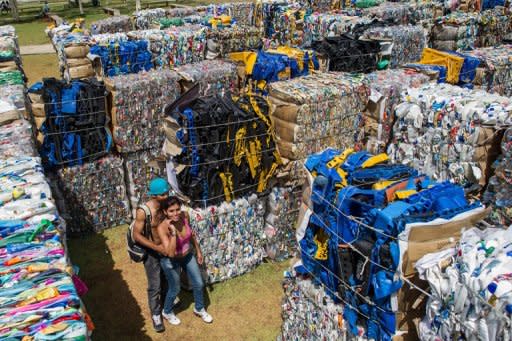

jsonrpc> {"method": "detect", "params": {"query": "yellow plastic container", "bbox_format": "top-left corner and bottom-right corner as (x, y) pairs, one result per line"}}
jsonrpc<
(419, 48), (464, 84)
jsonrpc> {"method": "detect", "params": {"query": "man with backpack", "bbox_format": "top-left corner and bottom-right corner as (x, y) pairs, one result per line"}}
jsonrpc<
(131, 177), (172, 333)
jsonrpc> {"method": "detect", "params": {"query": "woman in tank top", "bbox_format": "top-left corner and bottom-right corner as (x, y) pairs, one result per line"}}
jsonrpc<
(157, 196), (213, 326)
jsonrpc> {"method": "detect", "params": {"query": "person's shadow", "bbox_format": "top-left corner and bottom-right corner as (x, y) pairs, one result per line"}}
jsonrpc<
(68, 232), (152, 340)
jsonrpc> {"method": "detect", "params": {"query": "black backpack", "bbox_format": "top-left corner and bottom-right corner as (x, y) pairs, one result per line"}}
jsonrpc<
(127, 204), (152, 262)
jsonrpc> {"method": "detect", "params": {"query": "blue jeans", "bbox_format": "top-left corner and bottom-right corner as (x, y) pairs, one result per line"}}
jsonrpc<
(160, 253), (205, 314)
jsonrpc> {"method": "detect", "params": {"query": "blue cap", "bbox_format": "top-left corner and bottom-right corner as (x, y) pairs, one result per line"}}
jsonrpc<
(148, 178), (170, 196)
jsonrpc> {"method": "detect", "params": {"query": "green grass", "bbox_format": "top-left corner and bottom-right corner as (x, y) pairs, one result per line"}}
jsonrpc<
(12, 6), (112, 46)
(68, 225), (289, 340)
(9, 0), (251, 46)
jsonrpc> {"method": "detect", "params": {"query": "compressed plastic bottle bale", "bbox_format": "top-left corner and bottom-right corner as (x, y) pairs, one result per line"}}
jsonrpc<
(483, 127), (512, 227)
(123, 148), (166, 217)
(174, 59), (240, 96)
(464, 45), (512, 97)
(90, 15), (133, 35)
(362, 69), (430, 153)
(361, 24), (426, 68)
(264, 186), (301, 261)
(106, 69), (181, 153)
(185, 195), (266, 283)
(387, 83), (512, 189)
(416, 226), (512, 340)
(56, 155), (131, 234)
(279, 270), (346, 341)
(0, 119), (37, 158)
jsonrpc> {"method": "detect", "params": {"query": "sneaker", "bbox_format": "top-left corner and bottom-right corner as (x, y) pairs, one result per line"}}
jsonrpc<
(151, 314), (165, 333)
(193, 308), (213, 323)
(162, 311), (181, 325)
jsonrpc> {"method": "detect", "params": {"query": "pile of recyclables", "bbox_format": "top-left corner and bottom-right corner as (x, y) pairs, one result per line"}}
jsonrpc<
(387, 82), (512, 190)
(54, 155), (131, 234)
(362, 68), (431, 154)
(185, 194), (266, 283)
(294, 147), (487, 340)
(28, 78), (112, 168)
(0, 25), (92, 340)
(279, 269), (346, 340)
(164, 90), (281, 206)
(483, 127), (512, 227)
(465, 44), (512, 97)
(90, 15), (133, 35)
(416, 225), (512, 340)
(105, 69), (181, 153)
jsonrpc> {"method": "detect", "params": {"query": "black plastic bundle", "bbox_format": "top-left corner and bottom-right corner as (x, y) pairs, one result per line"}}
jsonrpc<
(166, 85), (281, 206)
(311, 34), (381, 73)
(31, 78), (111, 168)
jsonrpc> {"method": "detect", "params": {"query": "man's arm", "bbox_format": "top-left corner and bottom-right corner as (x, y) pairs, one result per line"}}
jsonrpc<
(133, 208), (163, 253)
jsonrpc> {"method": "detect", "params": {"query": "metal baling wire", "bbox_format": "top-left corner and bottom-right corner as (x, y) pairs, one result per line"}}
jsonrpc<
(42, 126), (110, 136)
(297, 243), (390, 314)
(178, 147), (277, 168)
(302, 204), (488, 340)
(306, 187), (512, 333)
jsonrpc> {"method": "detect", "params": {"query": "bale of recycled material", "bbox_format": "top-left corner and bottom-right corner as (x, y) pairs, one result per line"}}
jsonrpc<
(268, 72), (369, 161)
(205, 25), (262, 59)
(362, 69), (430, 154)
(90, 26), (207, 77)
(464, 44), (512, 96)
(91, 15), (133, 35)
(229, 47), (322, 92)
(387, 83), (512, 189)
(0, 25), (24, 75)
(415, 226), (512, 341)
(483, 127), (512, 227)
(298, 147), (488, 341)
(47, 24), (92, 81)
(174, 59), (240, 97)
(0, 80), (25, 126)
(204, 2), (256, 26)
(28, 78), (111, 168)
(185, 194), (266, 283)
(302, 13), (373, 47)
(123, 148), (166, 217)
(106, 69), (181, 153)
(56, 155), (131, 234)
(264, 186), (301, 261)
(164, 92), (281, 205)
(279, 270), (346, 341)
(431, 8), (511, 51)
(0, 120), (37, 158)
(363, 1), (434, 25)
(361, 24), (426, 68)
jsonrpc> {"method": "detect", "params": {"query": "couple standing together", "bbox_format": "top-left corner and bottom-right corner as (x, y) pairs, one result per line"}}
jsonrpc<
(132, 178), (213, 332)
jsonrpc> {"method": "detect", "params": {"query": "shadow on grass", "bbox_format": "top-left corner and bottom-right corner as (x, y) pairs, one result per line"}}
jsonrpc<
(174, 274), (211, 314)
(68, 233), (152, 340)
